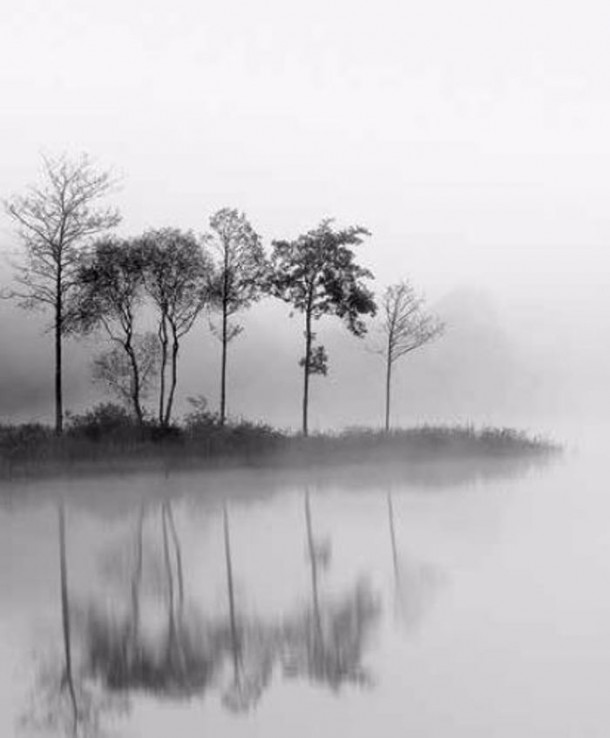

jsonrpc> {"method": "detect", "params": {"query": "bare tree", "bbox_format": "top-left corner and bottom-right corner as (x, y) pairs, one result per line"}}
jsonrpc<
(4, 154), (120, 434)
(372, 281), (444, 431)
(138, 229), (213, 427)
(206, 208), (266, 425)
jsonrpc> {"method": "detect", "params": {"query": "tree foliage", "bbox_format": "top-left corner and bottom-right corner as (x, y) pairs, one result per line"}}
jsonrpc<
(137, 228), (213, 426)
(205, 208), (267, 423)
(75, 237), (149, 423)
(269, 219), (376, 434)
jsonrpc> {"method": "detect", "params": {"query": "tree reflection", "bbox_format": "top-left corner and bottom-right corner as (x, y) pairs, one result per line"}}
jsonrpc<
(386, 489), (445, 631)
(85, 501), (220, 696)
(278, 490), (380, 689)
(219, 503), (276, 713)
(280, 579), (379, 689)
(27, 496), (383, 726)
(20, 502), (128, 738)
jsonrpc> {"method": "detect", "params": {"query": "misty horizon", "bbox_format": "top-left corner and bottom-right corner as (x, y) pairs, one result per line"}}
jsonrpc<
(2, 0), (610, 435)
(3, 3), (610, 737)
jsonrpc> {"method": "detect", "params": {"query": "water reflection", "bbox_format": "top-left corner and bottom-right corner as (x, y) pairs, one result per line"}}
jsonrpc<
(387, 490), (445, 631)
(280, 490), (379, 690)
(21, 502), (128, 738)
(16, 483), (460, 736)
(86, 501), (219, 697)
(2, 447), (556, 520)
(20, 493), (385, 734)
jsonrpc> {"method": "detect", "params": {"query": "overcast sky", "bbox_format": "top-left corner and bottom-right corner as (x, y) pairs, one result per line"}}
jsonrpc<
(1, 0), (609, 429)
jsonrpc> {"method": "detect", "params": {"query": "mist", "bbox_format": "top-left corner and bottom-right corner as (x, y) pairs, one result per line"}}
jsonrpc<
(3, 3), (610, 737)
(1, 279), (608, 435)
(2, 0), (610, 433)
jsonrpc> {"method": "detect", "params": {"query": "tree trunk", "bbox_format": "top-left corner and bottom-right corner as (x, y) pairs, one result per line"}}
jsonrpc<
(385, 352), (392, 433)
(158, 316), (168, 425)
(125, 335), (144, 426)
(163, 328), (179, 427)
(302, 310), (312, 437)
(223, 503), (240, 681)
(220, 280), (229, 426)
(54, 279), (63, 436)
(58, 501), (78, 735)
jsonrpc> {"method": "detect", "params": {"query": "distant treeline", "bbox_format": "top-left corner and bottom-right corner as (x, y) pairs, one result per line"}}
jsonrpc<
(2, 154), (443, 436)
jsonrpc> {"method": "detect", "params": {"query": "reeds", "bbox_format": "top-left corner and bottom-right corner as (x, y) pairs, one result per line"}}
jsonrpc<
(0, 404), (558, 481)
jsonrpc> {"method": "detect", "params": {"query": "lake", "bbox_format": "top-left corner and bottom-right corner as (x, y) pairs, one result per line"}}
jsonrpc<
(1, 432), (608, 737)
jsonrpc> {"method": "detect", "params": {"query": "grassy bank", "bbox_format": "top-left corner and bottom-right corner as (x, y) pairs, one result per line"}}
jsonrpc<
(0, 403), (559, 482)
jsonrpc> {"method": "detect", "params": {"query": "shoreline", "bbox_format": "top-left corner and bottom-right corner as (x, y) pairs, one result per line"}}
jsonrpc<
(0, 424), (560, 485)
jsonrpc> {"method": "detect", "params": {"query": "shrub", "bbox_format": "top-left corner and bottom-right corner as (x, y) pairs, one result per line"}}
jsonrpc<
(65, 403), (139, 442)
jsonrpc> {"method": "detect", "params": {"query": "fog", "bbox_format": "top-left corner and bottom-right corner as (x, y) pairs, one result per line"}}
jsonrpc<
(1, 283), (609, 434)
(0, 443), (606, 737)
(4, 5), (610, 735)
(2, 0), (610, 432)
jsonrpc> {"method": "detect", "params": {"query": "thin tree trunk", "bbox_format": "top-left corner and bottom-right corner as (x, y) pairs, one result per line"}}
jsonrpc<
(158, 316), (168, 425)
(55, 279), (63, 436)
(220, 278), (229, 426)
(385, 353), (392, 433)
(125, 335), (143, 426)
(58, 501), (78, 735)
(302, 310), (312, 437)
(163, 329), (179, 427)
(223, 503), (240, 681)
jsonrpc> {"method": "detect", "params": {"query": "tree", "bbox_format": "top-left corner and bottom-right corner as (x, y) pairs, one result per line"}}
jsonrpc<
(269, 219), (376, 436)
(372, 281), (444, 431)
(75, 237), (150, 424)
(92, 333), (160, 411)
(138, 228), (213, 427)
(205, 208), (266, 425)
(4, 153), (120, 434)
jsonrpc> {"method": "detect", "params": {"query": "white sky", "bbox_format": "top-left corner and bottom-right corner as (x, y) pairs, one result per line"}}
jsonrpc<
(1, 0), (609, 426)
(1, 0), (610, 298)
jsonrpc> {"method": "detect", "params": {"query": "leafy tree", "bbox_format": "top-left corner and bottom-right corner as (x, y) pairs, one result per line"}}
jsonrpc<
(269, 219), (376, 435)
(75, 237), (150, 424)
(3, 153), (120, 434)
(371, 281), (444, 431)
(205, 208), (266, 425)
(138, 228), (213, 427)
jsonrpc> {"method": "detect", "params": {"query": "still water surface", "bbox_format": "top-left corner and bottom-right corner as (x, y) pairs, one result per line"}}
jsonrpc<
(1, 439), (609, 737)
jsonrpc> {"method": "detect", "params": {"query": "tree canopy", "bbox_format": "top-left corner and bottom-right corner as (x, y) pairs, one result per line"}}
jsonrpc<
(269, 219), (376, 434)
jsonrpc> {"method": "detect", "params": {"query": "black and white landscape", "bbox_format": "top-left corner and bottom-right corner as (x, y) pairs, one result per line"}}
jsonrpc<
(0, 1), (609, 736)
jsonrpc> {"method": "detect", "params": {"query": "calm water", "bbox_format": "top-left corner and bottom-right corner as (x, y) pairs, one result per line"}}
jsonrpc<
(2, 438), (609, 737)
